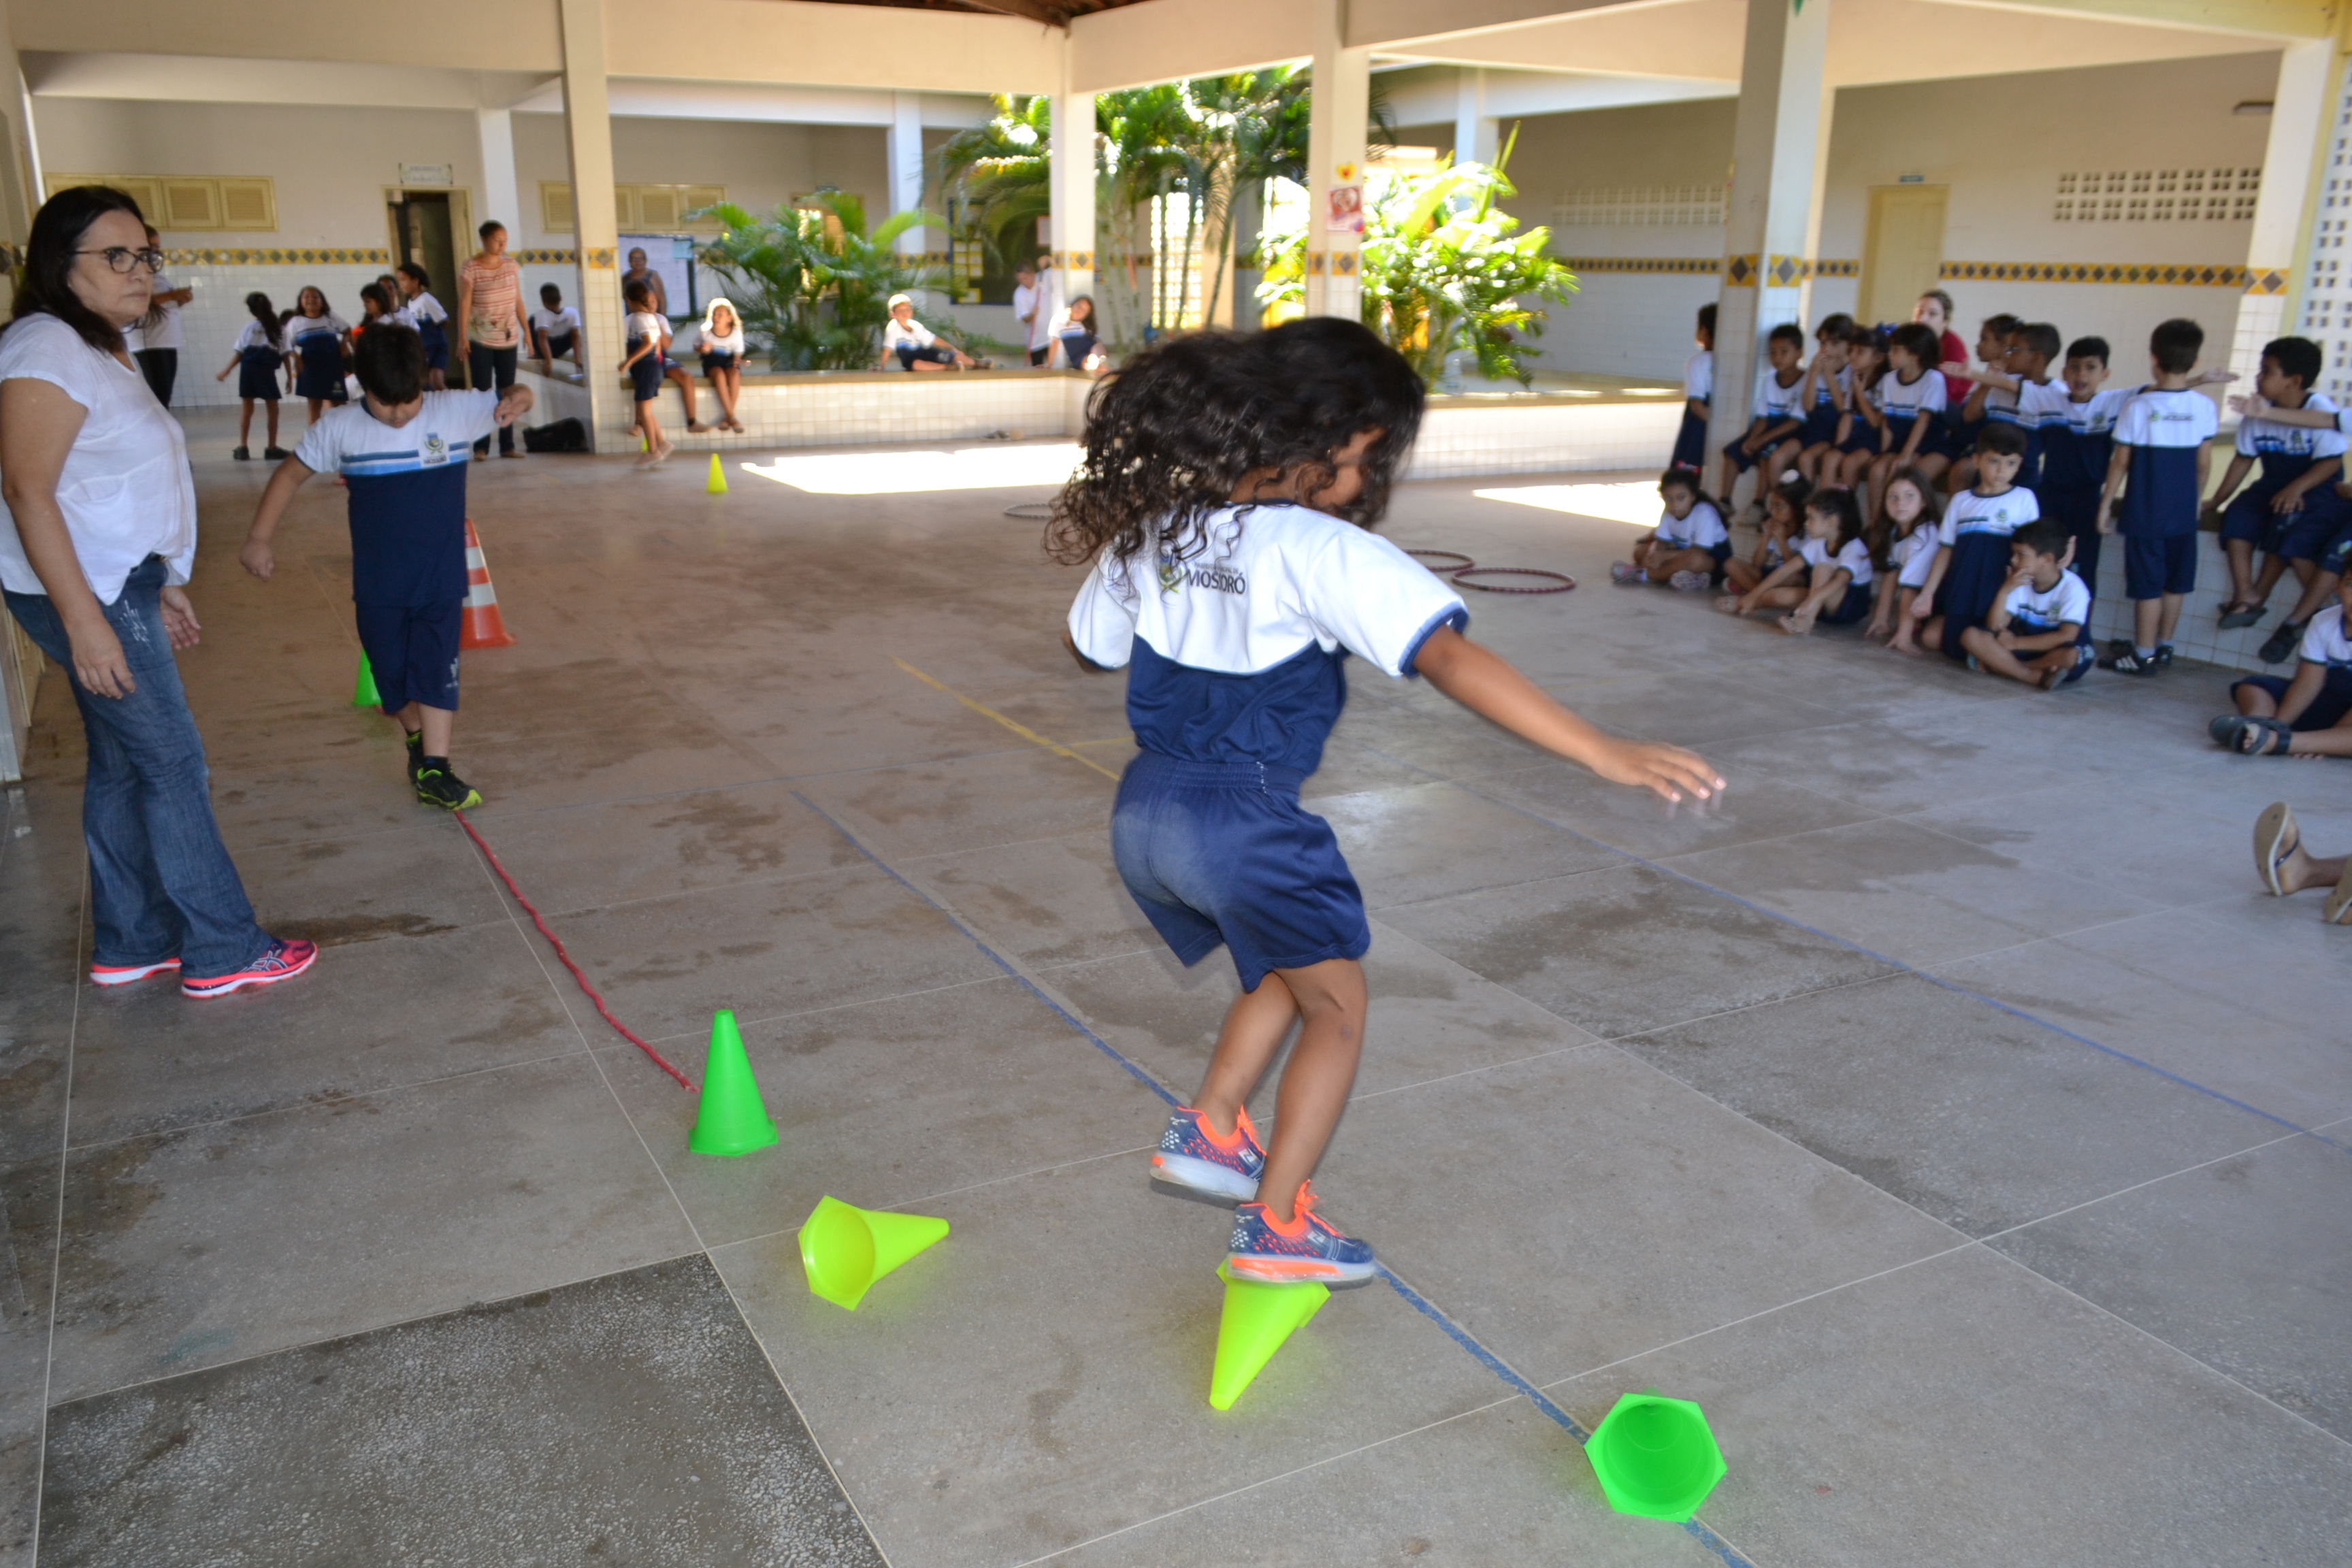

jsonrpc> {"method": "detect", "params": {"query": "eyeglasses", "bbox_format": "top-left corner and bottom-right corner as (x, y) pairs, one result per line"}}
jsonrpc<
(77, 246), (167, 275)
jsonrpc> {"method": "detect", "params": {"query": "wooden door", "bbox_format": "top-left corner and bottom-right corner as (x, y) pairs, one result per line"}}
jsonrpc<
(1859, 184), (1948, 328)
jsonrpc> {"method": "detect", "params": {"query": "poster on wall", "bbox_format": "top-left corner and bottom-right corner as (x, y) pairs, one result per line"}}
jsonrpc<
(1326, 184), (1364, 234)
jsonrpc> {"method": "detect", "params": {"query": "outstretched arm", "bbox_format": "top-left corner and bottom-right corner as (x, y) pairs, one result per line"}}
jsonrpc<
(1413, 625), (1722, 803)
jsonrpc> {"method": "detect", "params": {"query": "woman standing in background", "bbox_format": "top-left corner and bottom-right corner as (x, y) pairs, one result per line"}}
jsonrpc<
(456, 220), (531, 458)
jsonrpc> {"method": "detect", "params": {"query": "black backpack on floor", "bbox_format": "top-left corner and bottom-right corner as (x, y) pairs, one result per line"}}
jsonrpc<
(521, 417), (589, 453)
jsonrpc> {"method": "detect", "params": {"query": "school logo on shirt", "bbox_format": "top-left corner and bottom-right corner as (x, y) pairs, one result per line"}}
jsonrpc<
(1156, 554), (1247, 597)
(422, 434), (448, 466)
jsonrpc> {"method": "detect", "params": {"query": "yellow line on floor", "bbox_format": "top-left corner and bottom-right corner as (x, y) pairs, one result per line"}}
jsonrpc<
(892, 657), (1123, 781)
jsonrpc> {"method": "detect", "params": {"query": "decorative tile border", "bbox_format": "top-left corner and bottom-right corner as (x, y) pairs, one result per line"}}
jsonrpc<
(1559, 257), (1725, 276)
(163, 248), (390, 266)
(1557, 255), (2253, 289)
(1939, 260), (2249, 288)
(515, 248), (578, 265)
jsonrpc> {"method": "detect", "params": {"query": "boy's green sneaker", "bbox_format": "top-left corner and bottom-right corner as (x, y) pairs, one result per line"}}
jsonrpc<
(414, 762), (481, 811)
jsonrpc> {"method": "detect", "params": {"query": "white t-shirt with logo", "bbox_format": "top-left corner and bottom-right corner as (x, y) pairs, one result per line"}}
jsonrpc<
(1656, 500), (1728, 551)
(2002, 570), (2092, 636)
(2299, 604), (2352, 669)
(1940, 485), (2041, 545)
(883, 318), (938, 352)
(1799, 534), (1874, 587)
(532, 306), (583, 340)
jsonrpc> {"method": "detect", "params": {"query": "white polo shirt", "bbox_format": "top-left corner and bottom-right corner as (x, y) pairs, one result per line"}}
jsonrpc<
(0, 314), (197, 602)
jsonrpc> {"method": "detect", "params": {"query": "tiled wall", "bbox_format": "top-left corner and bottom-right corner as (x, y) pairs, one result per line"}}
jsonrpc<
(1405, 397), (1681, 480)
(2083, 532), (2314, 678)
(152, 261), (389, 411)
(518, 365), (1094, 453)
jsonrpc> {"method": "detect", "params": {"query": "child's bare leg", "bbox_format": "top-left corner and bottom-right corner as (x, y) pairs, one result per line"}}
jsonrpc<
(1252, 958), (1367, 1223)
(1864, 576), (1897, 637)
(2156, 592), (2185, 645)
(666, 365), (702, 427)
(1914, 453), (1950, 491)
(2279, 565), (2342, 628)
(236, 400), (252, 446)
(265, 402), (280, 446)
(2279, 843), (2349, 893)
(1193, 973), (1300, 1138)
(1722, 558), (1765, 593)
(390, 700), (455, 757)
(1652, 546), (1714, 583)
(2287, 717), (2352, 757)
(1959, 626), (2038, 683)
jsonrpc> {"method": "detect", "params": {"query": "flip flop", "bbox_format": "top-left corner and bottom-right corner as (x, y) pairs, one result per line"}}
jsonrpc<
(2234, 715), (2296, 755)
(2218, 604), (2267, 630)
(2326, 858), (2352, 926)
(2210, 714), (2244, 745)
(2253, 802), (2298, 895)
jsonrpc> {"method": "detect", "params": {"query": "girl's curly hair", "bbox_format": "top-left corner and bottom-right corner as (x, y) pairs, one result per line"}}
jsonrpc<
(1045, 317), (1425, 567)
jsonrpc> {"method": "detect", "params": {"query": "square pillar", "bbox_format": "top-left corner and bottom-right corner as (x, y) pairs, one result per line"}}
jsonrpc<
(1305, 0), (1369, 321)
(1049, 64), (1095, 305)
(2234, 40), (2334, 389)
(1710, 0), (1832, 473)
(476, 108), (522, 237)
(889, 91), (928, 263)
(1453, 67), (1497, 167)
(557, 0), (630, 453)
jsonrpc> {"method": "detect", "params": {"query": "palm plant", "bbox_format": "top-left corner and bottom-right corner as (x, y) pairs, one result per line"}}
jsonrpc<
(1258, 142), (1578, 389)
(932, 95), (1052, 277)
(692, 191), (946, 371)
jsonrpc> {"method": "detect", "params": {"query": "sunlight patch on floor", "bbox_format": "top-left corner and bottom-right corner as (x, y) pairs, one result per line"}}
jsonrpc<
(742, 443), (1084, 495)
(1471, 481), (1663, 527)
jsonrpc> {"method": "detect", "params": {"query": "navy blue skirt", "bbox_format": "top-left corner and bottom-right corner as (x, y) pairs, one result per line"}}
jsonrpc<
(1938, 531), (2016, 659)
(417, 317), (448, 371)
(1671, 404), (1709, 470)
(293, 334), (343, 400)
(237, 346), (282, 402)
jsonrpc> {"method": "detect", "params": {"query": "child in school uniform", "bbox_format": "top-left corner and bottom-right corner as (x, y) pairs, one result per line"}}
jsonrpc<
(355, 282), (399, 345)
(1722, 474), (1810, 595)
(1792, 315), (1855, 487)
(1947, 321), (2064, 493)
(1613, 468), (1732, 591)
(2098, 319), (2217, 675)
(532, 283), (584, 379)
(2213, 574), (2352, 757)
(1671, 303), (1714, 472)
(1716, 322), (1808, 514)
(1869, 468), (1938, 651)
(2206, 338), (2349, 639)
(2024, 337), (2130, 598)
(1942, 312), (2021, 470)
(238, 325), (534, 809)
(215, 291), (291, 462)
(395, 263), (451, 390)
(1058, 318), (1722, 1279)
(1716, 485), (1875, 636)
(1918, 423), (2038, 660)
(287, 286), (350, 425)
(1865, 322), (1950, 523)
(1957, 519), (2094, 690)
(1827, 324), (1888, 494)
(2223, 388), (2352, 664)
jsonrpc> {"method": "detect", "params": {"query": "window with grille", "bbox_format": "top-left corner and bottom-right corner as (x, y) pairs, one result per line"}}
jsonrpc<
(1551, 186), (1729, 227)
(2052, 168), (2258, 222)
(539, 182), (729, 235)
(44, 174), (276, 232)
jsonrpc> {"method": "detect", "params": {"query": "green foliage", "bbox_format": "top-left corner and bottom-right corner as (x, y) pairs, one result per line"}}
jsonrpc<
(932, 95), (1052, 276)
(1258, 152), (1578, 389)
(690, 191), (946, 371)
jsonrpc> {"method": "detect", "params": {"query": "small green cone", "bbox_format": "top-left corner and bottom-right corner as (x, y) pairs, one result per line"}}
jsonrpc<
(351, 651), (380, 708)
(1209, 1262), (1328, 1411)
(1584, 1390), (1726, 1521)
(798, 1195), (949, 1310)
(687, 1009), (779, 1158)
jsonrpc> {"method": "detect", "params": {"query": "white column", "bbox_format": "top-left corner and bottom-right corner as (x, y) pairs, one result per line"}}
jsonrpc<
(1709, 0), (1832, 474)
(2233, 40), (2334, 389)
(476, 108), (522, 237)
(1452, 67), (1497, 167)
(888, 91), (927, 263)
(556, 0), (630, 453)
(1305, 0), (1369, 321)
(1049, 55), (1095, 306)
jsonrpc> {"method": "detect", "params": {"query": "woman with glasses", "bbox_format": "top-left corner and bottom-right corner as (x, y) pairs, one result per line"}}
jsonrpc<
(0, 186), (314, 999)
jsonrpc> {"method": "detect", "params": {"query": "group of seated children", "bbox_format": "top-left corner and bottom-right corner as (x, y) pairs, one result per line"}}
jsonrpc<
(1638, 298), (2352, 728)
(213, 267), (455, 459)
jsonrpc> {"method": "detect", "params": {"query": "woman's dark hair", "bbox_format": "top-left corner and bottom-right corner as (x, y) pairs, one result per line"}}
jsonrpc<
(1066, 294), (1094, 326)
(397, 261), (431, 289)
(478, 220), (506, 242)
(9, 184), (150, 353)
(1806, 486), (1866, 556)
(1046, 318), (1424, 567)
(244, 291), (281, 350)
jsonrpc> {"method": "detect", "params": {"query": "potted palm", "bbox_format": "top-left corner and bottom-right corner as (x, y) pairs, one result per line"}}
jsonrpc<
(691, 191), (948, 371)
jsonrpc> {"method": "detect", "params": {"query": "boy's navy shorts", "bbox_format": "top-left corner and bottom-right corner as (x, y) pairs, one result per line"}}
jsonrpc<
(1725, 428), (1793, 473)
(355, 598), (463, 713)
(2232, 667), (2352, 731)
(2123, 532), (2198, 600)
(2222, 487), (2352, 561)
(1798, 406), (1840, 447)
(1111, 751), (1369, 993)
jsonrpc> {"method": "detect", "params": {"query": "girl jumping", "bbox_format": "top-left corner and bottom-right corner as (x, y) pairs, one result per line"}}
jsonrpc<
(215, 291), (289, 461)
(1056, 320), (1722, 1281)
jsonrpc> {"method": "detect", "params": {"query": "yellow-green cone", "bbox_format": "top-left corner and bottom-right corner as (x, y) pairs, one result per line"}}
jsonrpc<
(1209, 1262), (1328, 1410)
(798, 1196), (949, 1310)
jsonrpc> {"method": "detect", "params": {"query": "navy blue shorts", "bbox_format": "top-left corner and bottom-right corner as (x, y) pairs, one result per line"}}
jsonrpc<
(2123, 532), (2198, 600)
(1798, 406), (1840, 448)
(1726, 428), (1795, 473)
(355, 598), (463, 713)
(1835, 423), (1881, 455)
(1818, 580), (1874, 625)
(2232, 666), (2352, 731)
(1111, 751), (1369, 992)
(1669, 406), (1708, 471)
(630, 353), (663, 404)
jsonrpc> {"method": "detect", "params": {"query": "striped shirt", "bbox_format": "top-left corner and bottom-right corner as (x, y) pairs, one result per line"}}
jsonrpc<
(459, 256), (524, 348)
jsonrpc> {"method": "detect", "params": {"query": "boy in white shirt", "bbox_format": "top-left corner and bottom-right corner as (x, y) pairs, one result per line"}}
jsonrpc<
(2216, 574), (2352, 757)
(532, 284), (585, 378)
(1957, 520), (2093, 689)
(2097, 320), (2218, 674)
(1715, 322), (1808, 514)
(1671, 303), (1714, 471)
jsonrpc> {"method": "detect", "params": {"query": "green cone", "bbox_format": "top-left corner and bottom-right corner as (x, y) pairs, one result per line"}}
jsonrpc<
(798, 1196), (949, 1310)
(1209, 1262), (1328, 1410)
(687, 1009), (779, 1157)
(351, 651), (380, 707)
(1584, 1390), (1726, 1521)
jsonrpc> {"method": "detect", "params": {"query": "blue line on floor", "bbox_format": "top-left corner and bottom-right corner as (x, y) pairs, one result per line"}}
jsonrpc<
(1355, 743), (2344, 1156)
(789, 791), (1179, 1107)
(793, 789), (1757, 1566)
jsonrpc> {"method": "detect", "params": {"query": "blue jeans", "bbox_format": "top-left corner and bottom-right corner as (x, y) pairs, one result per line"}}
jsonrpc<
(5, 556), (271, 976)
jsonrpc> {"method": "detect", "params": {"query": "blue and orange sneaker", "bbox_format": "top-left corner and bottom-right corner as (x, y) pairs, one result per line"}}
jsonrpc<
(89, 957), (180, 987)
(1226, 1182), (1376, 1284)
(181, 938), (317, 1000)
(1150, 1105), (1264, 1203)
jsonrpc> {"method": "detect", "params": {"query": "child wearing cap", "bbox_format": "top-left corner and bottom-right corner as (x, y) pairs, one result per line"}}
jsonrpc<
(879, 295), (979, 372)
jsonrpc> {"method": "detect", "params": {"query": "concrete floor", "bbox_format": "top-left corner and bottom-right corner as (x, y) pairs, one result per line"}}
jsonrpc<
(1, 412), (2347, 1565)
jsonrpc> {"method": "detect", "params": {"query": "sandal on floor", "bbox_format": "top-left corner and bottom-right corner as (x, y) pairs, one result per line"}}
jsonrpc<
(2233, 715), (2296, 755)
(2218, 602), (2268, 630)
(2326, 857), (2352, 926)
(2254, 801), (2299, 895)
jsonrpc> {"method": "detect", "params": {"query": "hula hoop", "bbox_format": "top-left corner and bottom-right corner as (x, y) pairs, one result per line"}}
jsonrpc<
(1405, 549), (1475, 573)
(1003, 501), (1056, 519)
(1452, 568), (1575, 594)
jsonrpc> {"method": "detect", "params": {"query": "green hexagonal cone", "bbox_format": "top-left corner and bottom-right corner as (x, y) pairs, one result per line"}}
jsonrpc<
(1584, 1391), (1726, 1521)
(687, 1009), (779, 1158)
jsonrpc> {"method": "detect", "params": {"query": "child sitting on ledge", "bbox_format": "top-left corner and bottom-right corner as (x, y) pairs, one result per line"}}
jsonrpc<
(880, 294), (983, 372)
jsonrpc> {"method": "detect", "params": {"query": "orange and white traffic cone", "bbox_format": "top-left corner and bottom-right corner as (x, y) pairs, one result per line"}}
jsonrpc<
(458, 518), (516, 649)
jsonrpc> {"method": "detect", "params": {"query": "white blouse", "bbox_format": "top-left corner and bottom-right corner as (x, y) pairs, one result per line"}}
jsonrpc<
(0, 314), (198, 603)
